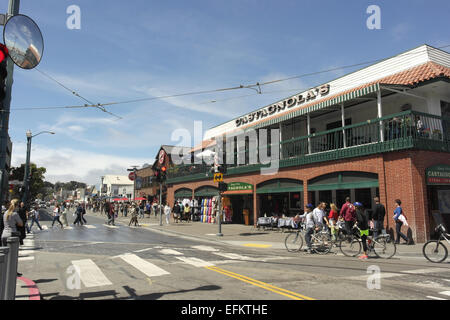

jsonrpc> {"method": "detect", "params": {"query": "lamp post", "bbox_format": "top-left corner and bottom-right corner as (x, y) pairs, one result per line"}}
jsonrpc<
(22, 130), (55, 207)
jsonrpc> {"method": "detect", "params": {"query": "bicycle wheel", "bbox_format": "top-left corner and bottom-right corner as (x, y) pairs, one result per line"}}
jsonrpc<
(312, 232), (333, 255)
(339, 236), (361, 257)
(423, 240), (448, 263)
(285, 232), (303, 252)
(373, 236), (396, 259)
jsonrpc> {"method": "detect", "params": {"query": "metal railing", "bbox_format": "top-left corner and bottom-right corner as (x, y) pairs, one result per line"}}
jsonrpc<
(167, 110), (450, 180)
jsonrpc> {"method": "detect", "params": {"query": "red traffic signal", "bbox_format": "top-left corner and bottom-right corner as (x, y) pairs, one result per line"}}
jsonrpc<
(0, 44), (8, 64)
(161, 166), (166, 172)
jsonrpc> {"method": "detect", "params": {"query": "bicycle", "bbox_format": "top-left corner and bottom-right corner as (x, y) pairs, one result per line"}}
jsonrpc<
(339, 224), (396, 259)
(285, 223), (333, 254)
(422, 224), (449, 263)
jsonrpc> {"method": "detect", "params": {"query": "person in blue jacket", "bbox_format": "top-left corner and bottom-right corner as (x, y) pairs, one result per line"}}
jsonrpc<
(393, 199), (410, 244)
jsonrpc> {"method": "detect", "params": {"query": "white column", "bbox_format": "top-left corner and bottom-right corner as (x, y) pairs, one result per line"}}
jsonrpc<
(279, 122), (283, 160)
(307, 114), (311, 154)
(341, 103), (347, 148)
(378, 89), (384, 142)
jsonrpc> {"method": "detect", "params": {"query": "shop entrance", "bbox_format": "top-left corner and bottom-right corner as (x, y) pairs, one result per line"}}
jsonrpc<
(222, 194), (253, 225)
(256, 179), (303, 218)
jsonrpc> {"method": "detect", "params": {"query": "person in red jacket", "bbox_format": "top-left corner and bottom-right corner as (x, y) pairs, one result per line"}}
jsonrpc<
(339, 197), (356, 236)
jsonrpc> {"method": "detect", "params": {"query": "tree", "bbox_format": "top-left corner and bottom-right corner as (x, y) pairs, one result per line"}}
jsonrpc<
(10, 163), (47, 201)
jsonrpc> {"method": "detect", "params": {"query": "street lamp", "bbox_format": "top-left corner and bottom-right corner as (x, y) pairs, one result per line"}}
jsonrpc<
(22, 130), (55, 207)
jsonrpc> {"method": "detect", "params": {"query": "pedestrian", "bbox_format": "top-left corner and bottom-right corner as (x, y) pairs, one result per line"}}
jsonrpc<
(81, 204), (87, 224)
(339, 197), (356, 236)
(61, 203), (69, 226)
(108, 202), (115, 226)
(354, 202), (370, 260)
(129, 203), (139, 227)
(312, 202), (326, 231)
(184, 203), (191, 222)
(139, 201), (145, 219)
(17, 201), (28, 244)
(300, 204), (317, 253)
(326, 203), (339, 241)
(124, 202), (128, 217)
(52, 204), (64, 229)
(73, 203), (84, 226)
(372, 197), (386, 239)
(393, 199), (410, 244)
(29, 205), (43, 231)
(153, 201), (158, 218)
(164, 203), (171, 225)
(173, 201), (181, 223)
(1, 199), (24, 276)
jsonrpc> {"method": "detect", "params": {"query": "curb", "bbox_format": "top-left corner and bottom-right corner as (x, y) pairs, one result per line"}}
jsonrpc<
(17, 277), (41, 300)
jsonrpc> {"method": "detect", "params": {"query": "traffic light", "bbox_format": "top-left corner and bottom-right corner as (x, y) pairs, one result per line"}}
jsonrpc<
(218, 181), (228, 192)
(160, 166), (167, 182)
(0, 43), (8, 101)
(154, 169), (161, 183)
(218, 164), (227, 174)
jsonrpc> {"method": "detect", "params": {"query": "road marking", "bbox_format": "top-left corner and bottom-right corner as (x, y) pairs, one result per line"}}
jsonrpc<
(42, 225), (48, 230)
(64, 226), (73, 230)
(159, 249), (183, 256)
(403, 268), (450, 275)
(243, 243), (272, 248)
(176, 257), (215, 267)
(104, 225), (119, 229)
(439, 291), (450, 297)
(119, 254), (170, 277)
(134, 248), (153, 253)
(191, 245), (219, 252)
(348, 267), (450, 281)
(205, 266), (315, 300)
(71, 259), (113, 288)
(83, 225), (97, 229)
(212, 252), (255, 261)
(427, 296), (447, 300)
(19, 256), (35, 262)
(19, 249), (36, 255)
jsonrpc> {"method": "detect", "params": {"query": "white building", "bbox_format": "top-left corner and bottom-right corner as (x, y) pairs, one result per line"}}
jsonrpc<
(101, 175), (134, 199)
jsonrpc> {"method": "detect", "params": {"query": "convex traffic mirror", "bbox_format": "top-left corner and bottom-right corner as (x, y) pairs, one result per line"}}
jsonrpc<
(3, 14), (44, 69)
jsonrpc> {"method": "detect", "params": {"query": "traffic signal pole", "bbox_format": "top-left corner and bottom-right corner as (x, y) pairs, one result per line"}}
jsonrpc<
(159, 182), (162, 226)
(0, 0), (19, 204)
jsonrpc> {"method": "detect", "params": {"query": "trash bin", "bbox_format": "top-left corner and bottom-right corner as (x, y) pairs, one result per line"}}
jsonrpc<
(243, 209), (250, 225)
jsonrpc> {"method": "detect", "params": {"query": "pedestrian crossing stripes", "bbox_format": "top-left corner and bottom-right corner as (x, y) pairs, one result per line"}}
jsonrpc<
(175, 256), (215, 267)
(118, 254), (170, 277)
(71, 259), (113, 288)
(82, 225), (97, 229)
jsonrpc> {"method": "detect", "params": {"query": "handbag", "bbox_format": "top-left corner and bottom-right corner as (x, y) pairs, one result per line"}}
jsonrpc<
(399, 214), (408, 227)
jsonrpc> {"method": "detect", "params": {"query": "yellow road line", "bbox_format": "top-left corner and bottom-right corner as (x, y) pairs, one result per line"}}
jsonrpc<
(205, 266), (315, 300)
(243, 243), (272, 248)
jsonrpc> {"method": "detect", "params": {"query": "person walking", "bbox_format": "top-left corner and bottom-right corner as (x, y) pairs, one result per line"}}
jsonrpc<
(124, 202), (128, 217)
(81, 204), (87, 224)
(2, 199), (24, 276)
(393, 199), (410, 244)
(139, 201), (145, 219)
(312, 202), (326, 231)
(372, 197), (386, 239)
(300, 204), (317, 253)
(339, 197), (356, 236)
(184, 203), (191, 222)
(129, 203), (139, 226)
(164, 203), (171, 225)
(107, 201), (116, 226)
(326, 203), (339, 242)
(17, 201), (28, 245)
(61, 203), (69, 227)
(73, 203), (84, 226)
(354, 202), (370, 260)
(52, 204), (64, 229)
(29, 205), (43, 231)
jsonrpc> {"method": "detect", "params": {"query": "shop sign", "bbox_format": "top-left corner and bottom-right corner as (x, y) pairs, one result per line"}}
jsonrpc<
(235, 84), (330, 127)
(426, 164), (450, 185)
(227, 182), (253, 191)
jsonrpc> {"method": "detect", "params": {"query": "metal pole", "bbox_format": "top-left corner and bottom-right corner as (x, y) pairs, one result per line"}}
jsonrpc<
(22, 135), (31, 206)
(4, 235), (20, 300)
(159, 183), (162, 226)
(0, 247), (10, 299)
(0, 0), (20, 204)
(217, 191), (223, 236)
(378, 89), (384, 142)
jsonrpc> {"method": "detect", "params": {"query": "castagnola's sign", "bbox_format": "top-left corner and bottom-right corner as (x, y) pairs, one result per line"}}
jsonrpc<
(235, 84), (330, 127)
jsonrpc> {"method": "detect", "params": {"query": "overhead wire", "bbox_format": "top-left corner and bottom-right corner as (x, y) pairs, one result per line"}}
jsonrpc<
(9, 44), (450, 112)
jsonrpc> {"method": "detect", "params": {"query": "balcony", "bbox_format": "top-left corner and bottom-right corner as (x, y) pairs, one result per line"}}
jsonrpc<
(167, 110), (450, 184)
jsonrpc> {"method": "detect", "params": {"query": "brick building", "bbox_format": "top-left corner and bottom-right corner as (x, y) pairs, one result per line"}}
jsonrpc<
(165, 44), (450, 242)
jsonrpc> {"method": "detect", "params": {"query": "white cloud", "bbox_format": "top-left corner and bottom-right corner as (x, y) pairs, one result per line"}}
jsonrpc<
(11, 143), (148, 185)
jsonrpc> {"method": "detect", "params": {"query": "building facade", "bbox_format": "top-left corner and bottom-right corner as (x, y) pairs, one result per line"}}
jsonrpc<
(102, 175), (134, 199)
(165, 45), (450, 243)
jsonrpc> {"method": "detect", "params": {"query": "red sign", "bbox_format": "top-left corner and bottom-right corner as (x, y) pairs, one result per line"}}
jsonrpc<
(428, 177), (450, 185)
(159, 150), (165, 165)
(128, 172), (135, 181)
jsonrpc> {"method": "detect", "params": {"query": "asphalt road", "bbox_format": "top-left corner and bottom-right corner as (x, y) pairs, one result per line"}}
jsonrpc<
(16, 208), (450, 301)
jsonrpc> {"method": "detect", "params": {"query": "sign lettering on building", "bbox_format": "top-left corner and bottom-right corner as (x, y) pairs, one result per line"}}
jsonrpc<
(235, 84), (330, 127)
(426, 164), (450, 185)
(227, 182), (253, 191)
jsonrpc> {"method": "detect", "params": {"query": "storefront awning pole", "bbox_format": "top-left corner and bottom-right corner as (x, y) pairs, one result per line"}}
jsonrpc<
(279, 122), (283, 160)
(341, 103), (347, 148)
(307, 114), (311, 154)
(377, 89), (384, 142)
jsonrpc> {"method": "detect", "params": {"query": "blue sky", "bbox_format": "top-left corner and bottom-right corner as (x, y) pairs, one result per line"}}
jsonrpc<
(4, 0), (450, 185)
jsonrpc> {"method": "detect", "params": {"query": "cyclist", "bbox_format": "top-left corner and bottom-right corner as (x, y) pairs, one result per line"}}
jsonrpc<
(340, 197), (356, 236)
(354, 202), (369, 260)
(300, 204), (317, 253)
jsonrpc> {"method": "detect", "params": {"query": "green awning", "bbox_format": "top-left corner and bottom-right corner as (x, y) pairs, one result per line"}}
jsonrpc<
(194, 186), (219, 197)
(256, 179), (303, 194)
(250, 83), (380, 131)
(174, 189), (192, 198)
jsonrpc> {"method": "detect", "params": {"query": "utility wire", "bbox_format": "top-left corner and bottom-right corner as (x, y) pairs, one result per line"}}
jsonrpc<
(10, 44), (450, 112)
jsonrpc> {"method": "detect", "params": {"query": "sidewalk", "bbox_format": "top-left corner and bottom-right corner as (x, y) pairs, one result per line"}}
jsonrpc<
(87, 210), (426, 257)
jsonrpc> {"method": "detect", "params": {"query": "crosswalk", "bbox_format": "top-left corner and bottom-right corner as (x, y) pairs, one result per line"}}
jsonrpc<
(19, 234), (36, 262)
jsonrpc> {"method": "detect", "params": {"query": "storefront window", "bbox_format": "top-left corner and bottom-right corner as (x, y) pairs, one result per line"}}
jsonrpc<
(289, 192), (302, 209)
(355, 188), (372, 210)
